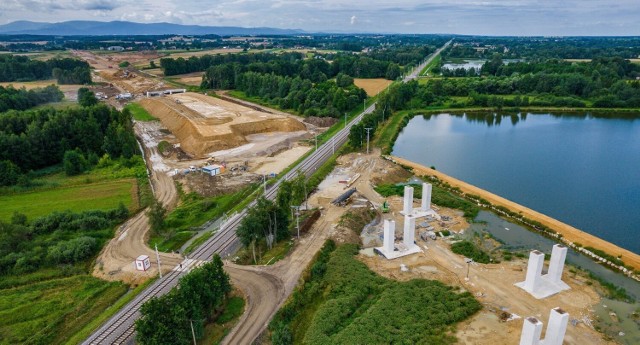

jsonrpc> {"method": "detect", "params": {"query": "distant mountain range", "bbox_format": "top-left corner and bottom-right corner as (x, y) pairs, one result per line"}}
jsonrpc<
(0, 20), (305, 36)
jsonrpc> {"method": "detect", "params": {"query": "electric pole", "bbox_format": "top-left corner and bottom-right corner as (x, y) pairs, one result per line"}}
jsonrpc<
(155, 244), (162, 278)
(365, 127), (373, 154)
(290, 205), (301, 238)
(189, 320), (197, 345)
(344, 112), (347, 128)
(263, 174), (267, 193)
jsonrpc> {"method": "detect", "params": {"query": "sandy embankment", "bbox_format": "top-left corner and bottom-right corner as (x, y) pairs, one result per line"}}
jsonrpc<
(391, 156), (640, 272)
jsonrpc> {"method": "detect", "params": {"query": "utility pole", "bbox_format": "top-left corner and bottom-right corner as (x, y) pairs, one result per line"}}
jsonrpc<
(315, 134), (318, 151)
(290, 205), (301, 238)
(303, 181), (308, 210)
(344, 112), (347, 128)
(365, 127), (373, 154)
(332, 136), (335, 154)
(263, 174), (267, 194)
(155, 244), (162, 278)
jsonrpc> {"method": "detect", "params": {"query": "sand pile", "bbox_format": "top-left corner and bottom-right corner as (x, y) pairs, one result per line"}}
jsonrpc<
(139, 93), (306, 157)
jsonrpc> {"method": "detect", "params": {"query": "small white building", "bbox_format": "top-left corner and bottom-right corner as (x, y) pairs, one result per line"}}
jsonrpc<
(135, 255), (151, 271)
(107, 46), (125, 51)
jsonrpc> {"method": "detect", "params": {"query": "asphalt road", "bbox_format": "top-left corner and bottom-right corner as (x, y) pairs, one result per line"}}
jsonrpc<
(82, 40), (451, 345)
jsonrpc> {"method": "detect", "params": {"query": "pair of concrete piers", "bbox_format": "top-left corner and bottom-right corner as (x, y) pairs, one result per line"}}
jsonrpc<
(377, 183), (435, 259)
(518, 244), (571, 344)
(520, 307), (570, 345)
(516, 244), (571, 299)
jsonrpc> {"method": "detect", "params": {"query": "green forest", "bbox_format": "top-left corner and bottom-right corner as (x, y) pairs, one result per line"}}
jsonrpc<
(270, 242), (481, 344)
(0, 55), (92, 84)
(0, 104), (139, 183)
(136, 255), (231, 345)
(0, 84), (63, 112)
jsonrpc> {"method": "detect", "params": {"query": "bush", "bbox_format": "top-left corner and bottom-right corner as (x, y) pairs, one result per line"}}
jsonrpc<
(47, 236), (98, 264)
(451, 240), (491, 264)
(78, 87), (98, 107)
(63, 149), (89, 176)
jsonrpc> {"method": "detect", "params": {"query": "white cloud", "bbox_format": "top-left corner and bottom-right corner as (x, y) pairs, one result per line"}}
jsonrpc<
(350, 15), (357, 25)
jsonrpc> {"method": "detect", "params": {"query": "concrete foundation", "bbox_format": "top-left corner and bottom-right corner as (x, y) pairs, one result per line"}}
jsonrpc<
(375, 216), (422, 260)
(541, 307), (569, 345)
(403, 215), (416, 249)
(421, 183), (432, 211)
(516, 250), (545, 293)
(544, 244), (569, 285)
(383, 219), (395, 253)
(516, 245), (570, 299)
(519, 317), (543, 345)
(402, 186), (414, 215)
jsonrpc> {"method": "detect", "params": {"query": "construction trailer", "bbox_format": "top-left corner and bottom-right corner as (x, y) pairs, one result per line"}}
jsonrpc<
(202, 164), (225, 176)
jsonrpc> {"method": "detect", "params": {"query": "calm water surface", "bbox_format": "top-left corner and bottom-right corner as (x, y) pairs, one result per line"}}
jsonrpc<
(393, 113), (640, 254)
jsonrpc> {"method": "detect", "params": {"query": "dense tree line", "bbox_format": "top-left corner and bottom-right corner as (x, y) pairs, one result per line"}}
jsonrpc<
(0, 205), (129, 275)
(0, 55), (91, 84)
(136, 255), (231, 345)
(0, 104), (139, 180)
(423, 57), (640, 108)
(445, 37), (640, 59)
(239, 72), (367, 117)
(169, 46), (428, 80)
(0, 85), (63, 112)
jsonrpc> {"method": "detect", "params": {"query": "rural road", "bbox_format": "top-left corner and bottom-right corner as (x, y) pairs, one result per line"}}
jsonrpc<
(222, 264), (284, 345)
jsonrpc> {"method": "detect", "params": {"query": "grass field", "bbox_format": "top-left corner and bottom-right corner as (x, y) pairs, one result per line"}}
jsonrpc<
(125, 102), (158, 121)
(0, 274), (127, 345)
(0, 158), (148, 222)
(0, 178), (136, 222)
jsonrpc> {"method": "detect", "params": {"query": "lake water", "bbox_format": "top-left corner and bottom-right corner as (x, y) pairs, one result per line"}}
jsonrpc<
(393, 113), (640, 254)
(442, 59), (521, 71)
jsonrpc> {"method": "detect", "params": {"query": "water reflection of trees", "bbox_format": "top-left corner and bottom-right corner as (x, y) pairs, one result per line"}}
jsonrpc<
(421, 112), (637, 127)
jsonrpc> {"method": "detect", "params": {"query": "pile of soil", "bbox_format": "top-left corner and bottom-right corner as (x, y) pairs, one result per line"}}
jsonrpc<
(304, 116), (338, 128)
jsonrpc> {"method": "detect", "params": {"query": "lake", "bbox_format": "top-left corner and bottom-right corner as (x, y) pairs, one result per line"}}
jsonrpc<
(392, 113), (640, 254)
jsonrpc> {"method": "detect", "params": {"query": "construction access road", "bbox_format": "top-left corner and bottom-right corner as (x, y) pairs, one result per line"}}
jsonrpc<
(82, 42), (450, 345)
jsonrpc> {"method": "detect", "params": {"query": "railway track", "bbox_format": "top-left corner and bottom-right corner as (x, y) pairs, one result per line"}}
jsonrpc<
(82, 41), (448, 344)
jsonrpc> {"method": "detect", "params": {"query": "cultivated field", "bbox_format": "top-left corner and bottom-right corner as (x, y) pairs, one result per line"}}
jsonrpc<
(354, 78), (393, 96)
(169, 71), (204, 86)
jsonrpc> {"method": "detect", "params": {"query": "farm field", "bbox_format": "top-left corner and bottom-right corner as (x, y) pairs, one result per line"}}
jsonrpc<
(353, 78), (392, 96)
(168, 71), (204, 86)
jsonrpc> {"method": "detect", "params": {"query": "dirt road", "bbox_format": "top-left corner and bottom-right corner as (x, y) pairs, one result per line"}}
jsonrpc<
(223, 264), (284, 345)
(392, 156), (640, 272)
(92, 123), (180, 285)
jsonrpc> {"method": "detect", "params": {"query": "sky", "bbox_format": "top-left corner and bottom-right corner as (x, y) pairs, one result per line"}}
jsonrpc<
(1, 0), (640, 36)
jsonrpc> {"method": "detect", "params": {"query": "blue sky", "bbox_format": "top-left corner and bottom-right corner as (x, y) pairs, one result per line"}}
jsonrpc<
(1, 0), (639, 35)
